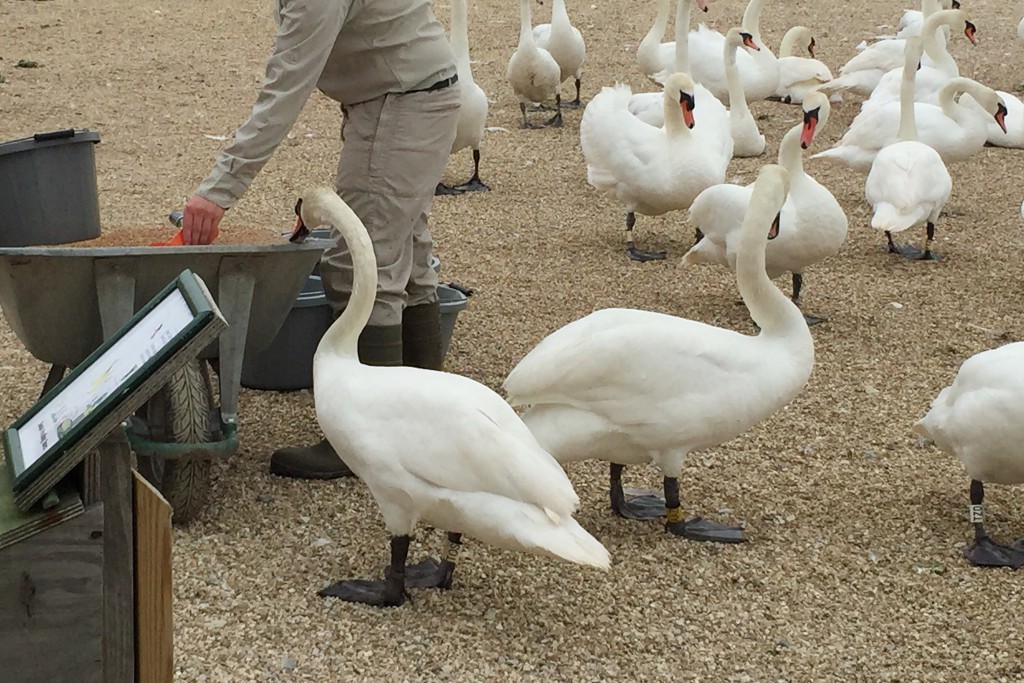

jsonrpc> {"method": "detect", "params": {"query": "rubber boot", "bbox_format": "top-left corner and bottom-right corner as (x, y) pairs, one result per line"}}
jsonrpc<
(269, 325), (402, 479)
(402, 301), (444, 371)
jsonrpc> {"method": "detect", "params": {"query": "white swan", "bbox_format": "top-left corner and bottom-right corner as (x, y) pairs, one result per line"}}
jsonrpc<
(874, 0), (958, 40)
(724, 27), (766, 156)
(503, 164), (814, 544)
(686, 92), (847, 324)
(811, 76), (1008, 172)
(437, 0), (489, 195)
(914, 341), (1024, 569)
(533, 0), (586, 107)
(962, 89), (1024, 148)
(864, 37), (951, 260)
(582, 72), (729, 261)
(291, 188), (610, 607)
(861, 10), (977, 110)
(627, 0), (733, 161)
(636, 0), (708, 84)
(819, 0), (956, 97)
(687, 0), (781, 102)
(773, 26), (836, 104)
(507, 0), (562, 128)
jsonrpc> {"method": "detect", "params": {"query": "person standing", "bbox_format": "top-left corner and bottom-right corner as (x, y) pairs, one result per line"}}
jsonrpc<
(182, 0), (461, 479)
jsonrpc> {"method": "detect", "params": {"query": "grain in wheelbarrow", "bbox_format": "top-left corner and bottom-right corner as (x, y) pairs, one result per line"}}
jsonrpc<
(2, 0), (1024, 680)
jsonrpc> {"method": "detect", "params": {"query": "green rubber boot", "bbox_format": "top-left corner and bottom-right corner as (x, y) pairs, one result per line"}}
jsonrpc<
(268, 325), (402, 480)
(402, 300), (444, 371)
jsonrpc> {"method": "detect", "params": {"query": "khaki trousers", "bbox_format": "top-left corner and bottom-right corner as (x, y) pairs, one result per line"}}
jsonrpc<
(321, 84), (461, 326)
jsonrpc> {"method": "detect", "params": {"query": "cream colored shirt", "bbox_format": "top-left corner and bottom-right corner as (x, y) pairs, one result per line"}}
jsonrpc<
(198, 0), (456, 208)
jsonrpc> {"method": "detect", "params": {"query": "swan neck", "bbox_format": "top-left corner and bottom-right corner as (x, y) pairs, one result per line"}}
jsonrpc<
(673, 0), (691, 73)
(897, 52), (919, 141)
(776, 125), (805, 176)
(921, 11), (955, 73)
(724, 40), (750, 114)
(778, 27), (801, 57)
(519, 0), (534, 46)
(736, 213), (804, 336)
(314, 196), (377, 360)
(938, 76), (973, 115)
(640, 0), (672, 54)
(552, 0), (570, 26)
(451, 0), (472, 73)
(663, 91), (690, 137)
(741, 0), (766, 39)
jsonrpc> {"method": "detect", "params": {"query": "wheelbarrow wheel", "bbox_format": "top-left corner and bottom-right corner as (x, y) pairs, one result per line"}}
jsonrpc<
(136, 360), (214, 524)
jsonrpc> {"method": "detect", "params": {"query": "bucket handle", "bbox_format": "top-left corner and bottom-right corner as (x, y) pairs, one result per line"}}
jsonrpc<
(33, 129), (76, 142)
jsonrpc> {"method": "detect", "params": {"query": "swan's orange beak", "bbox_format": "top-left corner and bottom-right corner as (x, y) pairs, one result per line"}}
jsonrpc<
(680, 92), (696, 129)
(289, 198), (310, 243)
(994, 103), (1008, 134)
(800, 107), (820, 149)
(768, 212), (781, 240)
(964, 21), (977, 46)
(808, 37), (816, 59)
(695, 0), (708, 12)
(741, 32), (760, 51)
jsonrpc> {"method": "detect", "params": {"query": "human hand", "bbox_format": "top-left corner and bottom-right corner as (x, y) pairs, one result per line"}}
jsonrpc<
(182, 195), (225, 245)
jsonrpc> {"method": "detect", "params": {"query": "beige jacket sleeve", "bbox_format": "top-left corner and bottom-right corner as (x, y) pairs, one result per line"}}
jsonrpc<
(197, 0), (349, 209)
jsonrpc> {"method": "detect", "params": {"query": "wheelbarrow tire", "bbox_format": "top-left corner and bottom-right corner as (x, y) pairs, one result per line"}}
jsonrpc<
(137, 360), (213, 524)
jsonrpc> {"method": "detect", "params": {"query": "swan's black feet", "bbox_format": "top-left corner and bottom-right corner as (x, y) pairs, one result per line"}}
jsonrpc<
(452, 177), (490, 193)
(886, 241), (924, 259)
(612, 492), (667, 520)
(403, 558), (456, 589)
(802, 312), (827, 326)
(561, 99), (582, 110)
(318, 572), (409, 607)
(543, 110), (563, 128)
(963, 536), (1024, 569)
(434, 182), (463, 196)
(666, 516), (747, 543)
(916, 249), (942, 261)
(627, 244), (668, 262)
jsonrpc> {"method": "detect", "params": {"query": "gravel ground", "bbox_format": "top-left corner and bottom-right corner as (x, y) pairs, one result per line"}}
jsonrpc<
(3, 0), (1024, 680)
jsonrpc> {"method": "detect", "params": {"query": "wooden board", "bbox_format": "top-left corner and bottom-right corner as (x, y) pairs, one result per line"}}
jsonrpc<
(0, 504), (105, 683)
(102, 433), (135, 683)
(133, 470), (173, 683)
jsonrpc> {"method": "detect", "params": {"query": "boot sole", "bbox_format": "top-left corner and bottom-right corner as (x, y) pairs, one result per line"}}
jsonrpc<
(268, 460), (356, 480)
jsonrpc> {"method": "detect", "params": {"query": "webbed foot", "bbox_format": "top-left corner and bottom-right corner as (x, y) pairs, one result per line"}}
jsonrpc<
(803, 312), (828, 326)
(666, 516), (747, 543)
(452, 178), (490, 193)
(434, 183), (463, 196)
(963, 536), (1024, 569)
(613, 491), (667, 520)
(627, 245), (667, 262)
(318, 575), (408, 607)
(403, 558), (455, 589)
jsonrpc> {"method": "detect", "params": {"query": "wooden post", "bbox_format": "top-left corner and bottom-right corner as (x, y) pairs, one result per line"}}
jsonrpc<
(99, 431), (135, 683)
(133, 471), (174, 683)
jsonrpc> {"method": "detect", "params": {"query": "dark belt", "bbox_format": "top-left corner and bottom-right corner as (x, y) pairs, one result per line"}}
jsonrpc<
(408, 73), (458, 94)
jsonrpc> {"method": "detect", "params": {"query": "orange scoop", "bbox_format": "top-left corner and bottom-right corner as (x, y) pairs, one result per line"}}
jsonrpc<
(150, 229), (185, 247)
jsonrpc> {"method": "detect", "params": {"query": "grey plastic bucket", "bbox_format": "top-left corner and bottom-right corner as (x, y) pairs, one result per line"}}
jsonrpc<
(240, 277), (469, 392)
(0, 129), (102, 246)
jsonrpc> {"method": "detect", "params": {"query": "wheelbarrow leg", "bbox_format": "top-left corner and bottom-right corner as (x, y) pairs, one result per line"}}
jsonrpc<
(94, 260), (138, 338)
(40, 364), (67, 399)
(216, 260), (256, 425)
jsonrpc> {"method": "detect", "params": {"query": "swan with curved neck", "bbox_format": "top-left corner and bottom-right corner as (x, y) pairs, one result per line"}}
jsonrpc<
(291, 189), (610, 607)
(504, 164), (814, 544)
(864, 36), (952, 260)
(688, 0), (780, 102)
(915, 341), (1024, 569)
(862, 9), (977, 109)
(811, 73), (1007, 172)
(507, 0), (563, 128)
(533, 0), (587, 107)
(583, 72), (729, 261)
(820, 3), (967, 97)
(724, 27), (765, 156)
(687, 92), (848, 324)
(774, 26), (835, 104)
(627, 0), (732, 160)
(437, 0), (489, 195)
(637, 0), (708, 83)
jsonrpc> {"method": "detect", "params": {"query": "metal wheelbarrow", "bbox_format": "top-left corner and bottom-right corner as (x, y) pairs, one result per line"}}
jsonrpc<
(0, 239), (331, 522)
